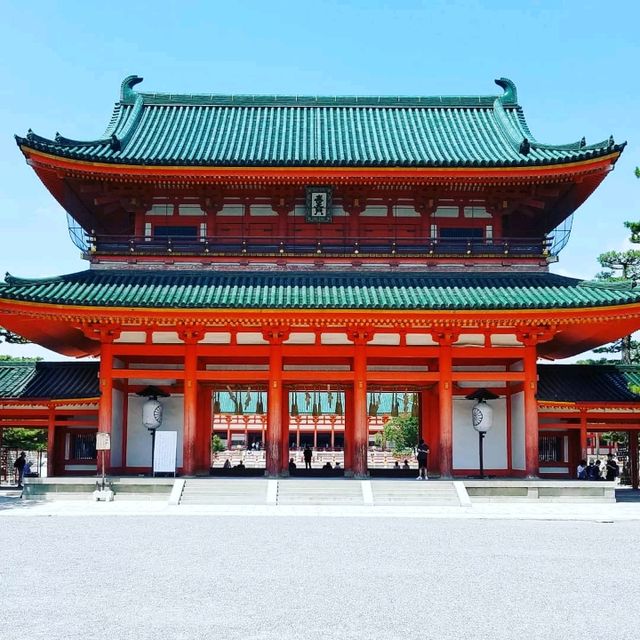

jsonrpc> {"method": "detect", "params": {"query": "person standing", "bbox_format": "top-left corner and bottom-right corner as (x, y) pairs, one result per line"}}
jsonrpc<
(416, 439), (430, 480)
(303, 445), (313, 469)
(13, 452), (26, 488)
(605, 454), (619, 481)
(576, 459), (588, 480)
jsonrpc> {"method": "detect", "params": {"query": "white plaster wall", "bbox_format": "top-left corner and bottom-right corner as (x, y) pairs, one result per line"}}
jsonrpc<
(126, 395), (184, 468)
(452, 397), (507, 470)
(510, 391), (525, 470)
(110, 388), (123, 468)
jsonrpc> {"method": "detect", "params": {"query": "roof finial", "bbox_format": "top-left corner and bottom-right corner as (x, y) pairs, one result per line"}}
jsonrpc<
(120, 75), (143, 102)
(494, 77), (518, 104)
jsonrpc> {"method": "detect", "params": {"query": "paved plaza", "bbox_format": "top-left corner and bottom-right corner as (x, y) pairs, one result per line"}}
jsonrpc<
(1, 513), (639, 640)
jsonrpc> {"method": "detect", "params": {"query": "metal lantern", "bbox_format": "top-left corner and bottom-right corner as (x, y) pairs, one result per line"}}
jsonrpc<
(137, 386), (170, 476)
(466, 388), (499, 478)
(291, 394), (299, 417)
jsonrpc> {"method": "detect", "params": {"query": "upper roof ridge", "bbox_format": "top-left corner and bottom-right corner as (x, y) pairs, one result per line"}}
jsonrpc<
(120, 75), (518, 108)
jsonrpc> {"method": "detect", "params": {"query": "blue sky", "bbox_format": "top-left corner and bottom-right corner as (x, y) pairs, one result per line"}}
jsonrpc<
(0, 0), (638, 359)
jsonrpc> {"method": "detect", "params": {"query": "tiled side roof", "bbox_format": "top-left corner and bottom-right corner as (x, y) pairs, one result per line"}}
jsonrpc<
(537, 365), (640, 403)
(0, 362), (99, 400)
(2, 270), (640, 311)
(15, 76), (623, 168)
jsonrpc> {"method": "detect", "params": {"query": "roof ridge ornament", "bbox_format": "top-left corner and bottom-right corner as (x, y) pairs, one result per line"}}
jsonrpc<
(494, 78), (518, 104)
(121, 75), (143, 103)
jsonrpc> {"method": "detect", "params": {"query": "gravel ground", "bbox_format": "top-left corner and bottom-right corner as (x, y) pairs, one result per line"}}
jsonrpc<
(1, 516), (638, 640)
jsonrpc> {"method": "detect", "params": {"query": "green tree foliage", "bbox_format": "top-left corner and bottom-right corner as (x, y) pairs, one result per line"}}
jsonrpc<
(0, 355), (41, 362)
(375, 415), (419, 454)
(2, 428), (47, 450)
(211, 434), (226, 452)
(593, 216), (640, 364)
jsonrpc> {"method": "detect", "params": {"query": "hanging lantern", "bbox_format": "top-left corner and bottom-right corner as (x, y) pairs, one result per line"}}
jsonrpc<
(142, 397), (163, 429)
(368, 393), (378, 417)
(335, 392), (343, 416)
(327, 385), (334, 407)
(312, 392), (321, 417)
(255, 392), (264, 415)
(465, 389), (499, 434)
(291, 394), (299, 417)
(390, 392), (399, 417)
(244, 388), (252, 409)
(212, 392), (221, 415)
(411, 393), (420, 417)
(304, 391), (312, 411)
(402, 392), (409, 413)
(235, 391), (244, 416)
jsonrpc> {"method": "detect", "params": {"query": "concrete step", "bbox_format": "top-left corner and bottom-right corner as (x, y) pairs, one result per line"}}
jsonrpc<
(371, 480), (460, 506)
(277, 480), (364, 505)
(180, 479), (268, 505)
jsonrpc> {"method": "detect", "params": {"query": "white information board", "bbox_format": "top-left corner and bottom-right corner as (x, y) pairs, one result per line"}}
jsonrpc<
(96, 432), (111, 451)
(153, 430), (177, 475)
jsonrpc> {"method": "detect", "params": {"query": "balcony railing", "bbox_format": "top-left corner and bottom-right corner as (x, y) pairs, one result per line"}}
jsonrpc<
(86, 234), (552, 259)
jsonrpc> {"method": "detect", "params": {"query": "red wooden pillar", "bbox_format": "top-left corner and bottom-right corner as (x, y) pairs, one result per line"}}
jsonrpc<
(265, 328), (287, 476)
(47, 405), (56, 478)
(436, 334), (454, 478)
(98, 340), (114, 473)
(429, 388), (441, 473)
(183, 341), (198, 476)
(344, 387), (354, 474)
(280, 386), (290, 474)
(579, 413), (588, 461)
(352, 333), (369, 478)
(198, 387), (212, 472)
(523, 343), (539, 478)
(629, 430), (639, 491)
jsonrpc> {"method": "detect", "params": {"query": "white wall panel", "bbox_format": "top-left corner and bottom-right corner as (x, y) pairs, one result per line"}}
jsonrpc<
(453, 397), (507, 470)
(127, 395), (184, 468)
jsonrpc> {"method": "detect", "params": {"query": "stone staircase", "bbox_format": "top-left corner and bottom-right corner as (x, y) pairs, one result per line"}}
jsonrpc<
(277, 479), (363, 505)
(370, 480), (460, 506)
(178, 478), (462, 506)
(178, 478), (269, 505)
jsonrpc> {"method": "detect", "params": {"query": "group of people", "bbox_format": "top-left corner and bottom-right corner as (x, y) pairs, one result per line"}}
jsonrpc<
(12, 452), (33, 489)
(576, 454), (619, 481)
(287, 452), (341, 474)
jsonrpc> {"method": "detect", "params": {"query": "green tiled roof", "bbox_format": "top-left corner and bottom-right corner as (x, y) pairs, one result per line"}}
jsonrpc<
(2, 270), (640, 311)
(15, 76), (623, 168)
(0, 362), (99, 399)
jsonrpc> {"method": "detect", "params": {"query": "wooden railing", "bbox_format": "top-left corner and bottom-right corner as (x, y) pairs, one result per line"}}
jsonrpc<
(88, 234), (551, 258)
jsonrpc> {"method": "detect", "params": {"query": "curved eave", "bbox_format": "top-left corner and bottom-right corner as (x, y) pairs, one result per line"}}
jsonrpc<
(19, 146), (623, 182)
(2, 294), (640, 318)
(2, 298), (640, 359)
